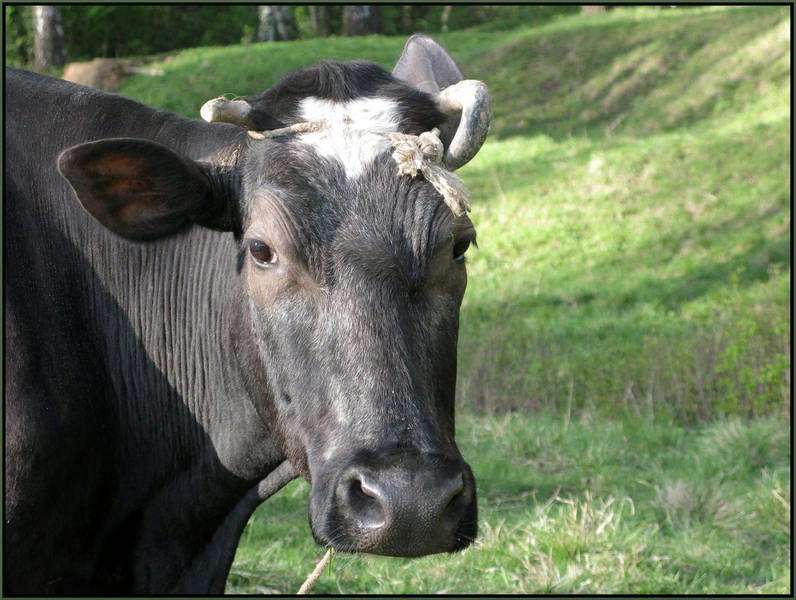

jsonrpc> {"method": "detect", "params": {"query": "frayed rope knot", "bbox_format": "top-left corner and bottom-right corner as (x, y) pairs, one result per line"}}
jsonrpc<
(388, 128), (471, 217)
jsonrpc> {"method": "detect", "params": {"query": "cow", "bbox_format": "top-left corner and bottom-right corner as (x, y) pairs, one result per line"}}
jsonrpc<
(3, 35), (491, 594)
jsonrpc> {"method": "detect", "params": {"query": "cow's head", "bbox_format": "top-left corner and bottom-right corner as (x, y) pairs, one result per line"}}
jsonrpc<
(58, 36), (491, 557)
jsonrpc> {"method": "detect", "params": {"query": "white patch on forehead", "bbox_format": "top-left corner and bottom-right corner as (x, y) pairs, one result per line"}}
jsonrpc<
(297, 96), (401, 178)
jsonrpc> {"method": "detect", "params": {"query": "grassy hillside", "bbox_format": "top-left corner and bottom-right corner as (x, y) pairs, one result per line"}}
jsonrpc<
(118, 4), (790, 425)
(450, 5), (791, 422)
(111, 5), (791, 593)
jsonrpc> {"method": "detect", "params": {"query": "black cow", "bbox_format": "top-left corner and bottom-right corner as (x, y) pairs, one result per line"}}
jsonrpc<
(3, 35), (491, 594)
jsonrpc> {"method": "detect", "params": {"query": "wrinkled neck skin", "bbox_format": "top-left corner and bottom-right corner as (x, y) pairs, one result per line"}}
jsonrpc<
(9, 73), (284, 480)
(76, 212), (285, 592)
(72, 132), (279, 476)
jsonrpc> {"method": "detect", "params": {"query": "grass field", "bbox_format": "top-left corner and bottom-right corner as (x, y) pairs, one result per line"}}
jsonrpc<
(226, 413), (789, 594)
(112, 5), (791, 594)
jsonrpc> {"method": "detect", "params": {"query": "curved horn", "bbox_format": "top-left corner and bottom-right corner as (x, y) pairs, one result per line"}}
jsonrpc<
(200, 96), (256, 128)
(435, 80), (492, 171)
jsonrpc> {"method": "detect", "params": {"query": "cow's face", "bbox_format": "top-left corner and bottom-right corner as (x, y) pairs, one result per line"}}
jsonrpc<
(233, 140), (478, 554)
(58, 35), (491, 558)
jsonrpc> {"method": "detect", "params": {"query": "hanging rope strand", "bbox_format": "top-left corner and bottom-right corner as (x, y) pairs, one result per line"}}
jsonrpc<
(297, 548), (335, 595)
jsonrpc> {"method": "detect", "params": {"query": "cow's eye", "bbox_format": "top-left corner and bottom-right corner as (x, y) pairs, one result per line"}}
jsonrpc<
(453, 237), (472, 263)
(248, 239), (278, 268)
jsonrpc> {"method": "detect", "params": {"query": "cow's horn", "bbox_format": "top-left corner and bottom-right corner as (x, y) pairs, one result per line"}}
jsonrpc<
(435, 80), (492, 171)
(200, 96), (255, 128)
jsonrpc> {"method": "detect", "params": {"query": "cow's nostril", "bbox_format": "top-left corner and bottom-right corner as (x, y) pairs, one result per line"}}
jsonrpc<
(346, 475), (386, 530)
(440, 473), (467, 527)
(442, 473), (464, 506)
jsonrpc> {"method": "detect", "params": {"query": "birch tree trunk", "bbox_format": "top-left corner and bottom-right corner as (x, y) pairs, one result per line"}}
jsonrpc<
(33, 5), (66, 72)
(309, 5), (331, 37)
(258, 6), (294, 42)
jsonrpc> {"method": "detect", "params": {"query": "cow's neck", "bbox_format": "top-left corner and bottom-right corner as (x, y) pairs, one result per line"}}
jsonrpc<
(85, 227), (275, 472)
(77, 225), (283, 591)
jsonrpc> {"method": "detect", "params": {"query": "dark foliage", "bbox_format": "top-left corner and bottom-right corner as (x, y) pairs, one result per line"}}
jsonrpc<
(4, 5), (581, 69)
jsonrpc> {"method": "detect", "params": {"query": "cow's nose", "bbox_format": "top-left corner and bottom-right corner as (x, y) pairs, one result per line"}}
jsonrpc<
(329, 455), (475, 556)
(341, 468), (465, 530)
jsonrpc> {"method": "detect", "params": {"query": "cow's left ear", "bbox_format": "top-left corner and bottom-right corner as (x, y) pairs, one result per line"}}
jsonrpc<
(58, 138), (237, 241)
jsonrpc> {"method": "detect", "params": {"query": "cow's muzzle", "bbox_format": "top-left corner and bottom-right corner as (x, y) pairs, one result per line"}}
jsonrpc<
(308, 447), (477, 556)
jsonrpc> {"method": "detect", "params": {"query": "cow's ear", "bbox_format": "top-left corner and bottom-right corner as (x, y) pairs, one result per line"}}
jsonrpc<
(392, 34), (464, 95)
(58, 138), (237, 241)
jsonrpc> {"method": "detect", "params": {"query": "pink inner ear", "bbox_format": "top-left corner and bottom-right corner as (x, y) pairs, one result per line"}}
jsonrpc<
(115, 194), (165, 224)
(58, 138), (230, 240)
(85, 153), (147, 179)
(105, 176), (147, 198)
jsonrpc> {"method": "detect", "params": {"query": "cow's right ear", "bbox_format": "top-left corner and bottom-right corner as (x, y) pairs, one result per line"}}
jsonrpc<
(58, 138), (238, 241)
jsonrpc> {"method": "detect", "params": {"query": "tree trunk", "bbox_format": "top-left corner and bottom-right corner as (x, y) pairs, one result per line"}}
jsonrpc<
(342, 5), (381, 37)
(441, 5), (453, 33)
(402, 5), (412, 36)
(581, 6), (607, 16)
(258, 5), (294, 42)
(309, 5), (331, 37)
(32, 5), (66, 72)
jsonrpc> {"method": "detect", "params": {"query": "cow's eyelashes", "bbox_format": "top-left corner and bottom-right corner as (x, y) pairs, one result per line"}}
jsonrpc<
(453, 238), (472, 263)
(247, 239), (278, 268)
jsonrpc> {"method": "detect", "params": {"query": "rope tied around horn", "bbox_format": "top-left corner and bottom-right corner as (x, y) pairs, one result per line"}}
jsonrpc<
(388, 128), (471, 217)
(247, 121), (325, 140)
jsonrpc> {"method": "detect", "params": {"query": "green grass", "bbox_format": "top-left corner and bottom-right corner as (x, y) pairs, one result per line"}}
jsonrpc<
(109, 5), (791, 593)
(225, 413), (790, 594)
(451, 5), (790, 421)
